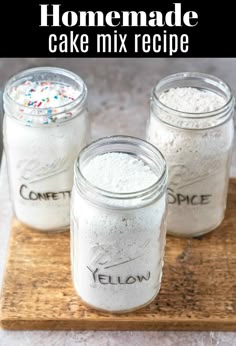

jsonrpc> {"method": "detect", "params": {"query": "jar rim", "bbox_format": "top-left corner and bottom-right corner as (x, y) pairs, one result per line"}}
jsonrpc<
(4, 66), (87, 116)
(74, 135), (167, 207)
(152, 72), (234, 118)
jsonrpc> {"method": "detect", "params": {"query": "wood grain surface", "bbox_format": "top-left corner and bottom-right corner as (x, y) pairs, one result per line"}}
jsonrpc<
(1, 179), (236, 331)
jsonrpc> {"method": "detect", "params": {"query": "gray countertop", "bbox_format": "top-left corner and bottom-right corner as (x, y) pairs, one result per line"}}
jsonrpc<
(0, 58), (236, 346)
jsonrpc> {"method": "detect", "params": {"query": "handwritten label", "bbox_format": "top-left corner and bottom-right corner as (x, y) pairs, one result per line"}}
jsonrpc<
(87, 266), (151, 285)
(19, 184), (71, 201)
(168, 188), (212, 206)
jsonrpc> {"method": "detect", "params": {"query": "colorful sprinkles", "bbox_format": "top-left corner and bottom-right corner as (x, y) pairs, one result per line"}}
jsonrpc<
(10, 80), (80, 125)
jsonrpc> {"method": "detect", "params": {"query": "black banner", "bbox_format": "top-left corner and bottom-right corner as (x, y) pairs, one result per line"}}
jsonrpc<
(1, 1), (234, 57)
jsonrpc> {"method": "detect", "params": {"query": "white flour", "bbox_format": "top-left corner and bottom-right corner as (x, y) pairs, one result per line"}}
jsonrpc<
(9, 80), (80, 108)
(159, 87), (225, 113)
(82, 152), (158, 192)
(4, 80), (89, 231)
(147, 87), (234, 236)
(71, 152), (167, 312)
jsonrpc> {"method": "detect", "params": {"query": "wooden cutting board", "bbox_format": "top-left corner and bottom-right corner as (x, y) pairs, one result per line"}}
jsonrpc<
(1, 179), (236, 331)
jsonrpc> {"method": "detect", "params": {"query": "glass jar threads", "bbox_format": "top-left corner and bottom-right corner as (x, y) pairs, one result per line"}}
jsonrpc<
(147, 72), (235, 237)
(71, 136), (168, 312)
(3, 67), (90, 231)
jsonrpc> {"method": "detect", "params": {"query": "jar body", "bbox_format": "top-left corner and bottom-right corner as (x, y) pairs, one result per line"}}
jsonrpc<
(70, 136), (168, 312)
(147, 72), (235, 237)
(71, 190), (167, 312)
(4, 110), (89, 231)
(147, 114), (234, 237)
(3, 67), (90, 231)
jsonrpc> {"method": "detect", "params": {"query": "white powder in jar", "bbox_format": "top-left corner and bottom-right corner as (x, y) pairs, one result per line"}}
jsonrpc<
(4, 80), (89, 231)
(82, 152), (158, 192)
(147, 87), (234, 237)
(9, 80), (80, 108)
(71, 152), (167, 312)
(159, 87), (225, 113)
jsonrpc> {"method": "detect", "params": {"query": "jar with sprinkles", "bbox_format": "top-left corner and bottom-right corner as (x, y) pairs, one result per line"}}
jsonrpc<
(3, 67), (89, 231)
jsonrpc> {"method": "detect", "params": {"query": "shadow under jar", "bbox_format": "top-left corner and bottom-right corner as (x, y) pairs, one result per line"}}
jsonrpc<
(71, 136), (168, 313)
(3, 67), (90, 231)
(147, 72), (235, 237)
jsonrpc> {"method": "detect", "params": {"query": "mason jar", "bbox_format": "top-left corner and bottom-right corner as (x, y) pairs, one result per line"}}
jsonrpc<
(71, 136), (168, 313)
(147, 72), (235, 237)
(3, 67), (90, 231)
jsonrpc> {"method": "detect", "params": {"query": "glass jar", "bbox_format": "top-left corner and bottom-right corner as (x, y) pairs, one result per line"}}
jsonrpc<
(147, 72), (235, 237)
(71, 136), (168, 313)
(3, 67), (90, 231)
